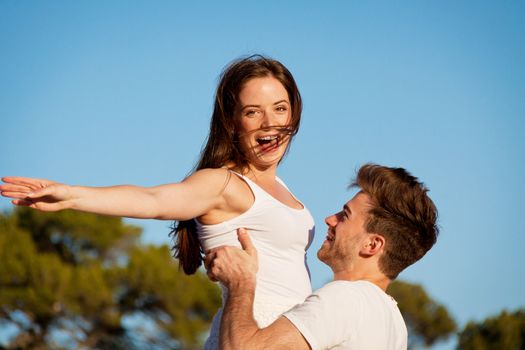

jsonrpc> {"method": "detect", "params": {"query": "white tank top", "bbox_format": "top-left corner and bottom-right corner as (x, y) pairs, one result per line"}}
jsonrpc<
(199, 172), (315, 349)
(196, 172), (315, 301)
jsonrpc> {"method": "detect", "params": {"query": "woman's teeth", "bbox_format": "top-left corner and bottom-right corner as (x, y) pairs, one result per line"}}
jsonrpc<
(257, 134), (279, 145)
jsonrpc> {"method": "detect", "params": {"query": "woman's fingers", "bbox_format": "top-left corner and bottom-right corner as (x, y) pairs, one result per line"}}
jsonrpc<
(12, 199), (33, 207)
(2, 186), (57, 200)
(2, 177), (55, 190)
(0, 183), (33, 200)
(3, 178), (68, 213)
(1, 191), (33, 199)
(12, 198), (66, 212)
(0, 183), (33, 193)
(26, 186), (55, 198)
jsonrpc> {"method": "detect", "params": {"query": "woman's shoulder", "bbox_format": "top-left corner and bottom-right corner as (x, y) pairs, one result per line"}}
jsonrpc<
(187, 168), (248, 196)
(178, 168), (231, 194)
(190, 168), (254, 222)
(192, 167), (230, 178)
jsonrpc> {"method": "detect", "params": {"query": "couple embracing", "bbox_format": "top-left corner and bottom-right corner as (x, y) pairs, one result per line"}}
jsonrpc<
(1, 55), (438, 349)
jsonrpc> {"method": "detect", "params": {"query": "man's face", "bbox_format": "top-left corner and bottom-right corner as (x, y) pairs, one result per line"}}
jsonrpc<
(317, 192), (373, 270)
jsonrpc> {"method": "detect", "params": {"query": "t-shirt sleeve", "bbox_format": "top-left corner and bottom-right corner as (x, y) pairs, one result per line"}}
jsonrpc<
(283, 282), (363, 350)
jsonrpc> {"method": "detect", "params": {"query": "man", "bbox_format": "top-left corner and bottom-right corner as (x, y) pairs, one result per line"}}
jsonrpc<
(207, 164), (438, 349)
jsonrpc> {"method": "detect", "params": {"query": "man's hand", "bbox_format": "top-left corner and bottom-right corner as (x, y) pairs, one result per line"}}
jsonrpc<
(205, 228), (258, 290)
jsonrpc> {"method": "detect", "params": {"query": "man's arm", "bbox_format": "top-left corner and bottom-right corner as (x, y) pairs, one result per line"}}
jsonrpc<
(220, 284), (310, 350)
(208, 229), (310, 350)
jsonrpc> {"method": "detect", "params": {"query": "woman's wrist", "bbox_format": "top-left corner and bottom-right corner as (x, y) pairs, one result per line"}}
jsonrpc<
(66, 185), (84, 210)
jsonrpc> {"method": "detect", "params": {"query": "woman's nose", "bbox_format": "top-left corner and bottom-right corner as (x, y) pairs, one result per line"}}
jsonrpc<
(260, 110), (277, 128)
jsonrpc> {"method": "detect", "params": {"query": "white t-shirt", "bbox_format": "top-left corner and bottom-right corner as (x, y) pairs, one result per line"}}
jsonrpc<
(284, 280), (407, 350)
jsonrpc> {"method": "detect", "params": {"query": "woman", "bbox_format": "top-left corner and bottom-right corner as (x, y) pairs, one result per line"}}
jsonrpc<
(0, 55), (315, 349)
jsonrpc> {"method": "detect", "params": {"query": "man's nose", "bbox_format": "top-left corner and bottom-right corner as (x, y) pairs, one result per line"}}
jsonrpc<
(325, 214), (337, 227)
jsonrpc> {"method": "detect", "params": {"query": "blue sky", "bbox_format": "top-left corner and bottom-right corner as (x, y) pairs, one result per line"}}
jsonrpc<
(1, 1), (524, 348)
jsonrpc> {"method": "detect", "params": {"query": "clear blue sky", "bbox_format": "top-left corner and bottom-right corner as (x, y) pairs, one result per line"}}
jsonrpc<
(1, 1), (524, 348)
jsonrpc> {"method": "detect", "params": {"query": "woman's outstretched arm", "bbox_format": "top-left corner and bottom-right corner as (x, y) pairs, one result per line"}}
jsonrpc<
(0, 168), (231, 220)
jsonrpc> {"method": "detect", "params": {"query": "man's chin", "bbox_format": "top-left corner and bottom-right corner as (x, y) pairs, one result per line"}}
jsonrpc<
(317, 246), (330, 264)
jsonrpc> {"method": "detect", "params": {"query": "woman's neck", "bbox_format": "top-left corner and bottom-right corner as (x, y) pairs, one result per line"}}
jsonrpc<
(243, 163), (279, 183)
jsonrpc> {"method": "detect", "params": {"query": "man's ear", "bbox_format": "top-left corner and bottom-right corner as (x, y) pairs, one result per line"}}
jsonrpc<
(361, 234), (385, 256)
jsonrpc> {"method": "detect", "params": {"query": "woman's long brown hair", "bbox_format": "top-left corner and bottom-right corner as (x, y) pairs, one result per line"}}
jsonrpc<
(170, 54), (302, 274)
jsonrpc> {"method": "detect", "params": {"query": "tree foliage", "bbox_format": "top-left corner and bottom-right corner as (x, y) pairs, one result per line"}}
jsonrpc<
(0, 207), (221, 349)
(457, 308), (525, 350)
(387, 280), (457, 349)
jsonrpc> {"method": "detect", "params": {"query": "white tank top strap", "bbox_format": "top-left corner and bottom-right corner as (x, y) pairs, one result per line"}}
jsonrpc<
(226, 170), (268, 200)
(227, 170), (302, 207)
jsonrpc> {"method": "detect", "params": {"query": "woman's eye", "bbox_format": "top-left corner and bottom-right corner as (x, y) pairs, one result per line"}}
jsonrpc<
(245, 110), (258, 117)
(276, 106), (287, 112)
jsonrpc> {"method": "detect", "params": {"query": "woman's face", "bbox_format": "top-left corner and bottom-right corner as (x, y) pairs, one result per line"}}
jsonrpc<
(236, 76), (292, 169)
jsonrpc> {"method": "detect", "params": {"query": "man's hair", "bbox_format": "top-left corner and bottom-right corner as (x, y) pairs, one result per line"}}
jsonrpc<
(352, 164), (438, 279)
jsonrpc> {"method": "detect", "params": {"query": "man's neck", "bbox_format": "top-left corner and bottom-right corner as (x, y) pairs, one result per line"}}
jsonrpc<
(333, 271), (390, 291)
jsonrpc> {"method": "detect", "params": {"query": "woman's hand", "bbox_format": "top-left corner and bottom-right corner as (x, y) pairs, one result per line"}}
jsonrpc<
(0, 177), (73, 211)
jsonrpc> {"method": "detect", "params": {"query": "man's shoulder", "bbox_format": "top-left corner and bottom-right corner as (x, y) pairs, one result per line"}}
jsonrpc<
(285, 280), (407, 350)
